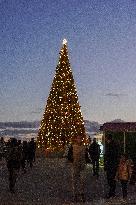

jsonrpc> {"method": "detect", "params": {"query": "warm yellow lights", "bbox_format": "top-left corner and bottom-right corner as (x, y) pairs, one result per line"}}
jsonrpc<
(37, 40), (86, 150)
(62, 38), (67, 45)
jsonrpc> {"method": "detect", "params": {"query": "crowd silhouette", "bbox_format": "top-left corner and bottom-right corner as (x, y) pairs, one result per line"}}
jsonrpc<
(0, 135), (135, 204)
(0, 137), (36, 193)
(66, 134), (135, 203)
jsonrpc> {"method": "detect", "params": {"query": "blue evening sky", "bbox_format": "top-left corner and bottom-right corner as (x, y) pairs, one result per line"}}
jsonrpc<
(0, 0), (136, 123)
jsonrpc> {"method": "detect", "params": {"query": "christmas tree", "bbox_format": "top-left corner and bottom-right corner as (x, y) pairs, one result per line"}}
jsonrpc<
(37, 39), (86, 151)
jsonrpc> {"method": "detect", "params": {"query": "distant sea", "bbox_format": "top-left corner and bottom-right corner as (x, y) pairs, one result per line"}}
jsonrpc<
(0, 120), (100, 142)
(0, 127), (38, 142)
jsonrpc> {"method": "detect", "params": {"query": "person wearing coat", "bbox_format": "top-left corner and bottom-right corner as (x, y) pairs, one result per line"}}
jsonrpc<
(104, 134), (120, 199)
(115, 154), (133, 202)
(6, 138), (21, 193)
(72, 135), (86, 203)
(89, 138), (101, 177)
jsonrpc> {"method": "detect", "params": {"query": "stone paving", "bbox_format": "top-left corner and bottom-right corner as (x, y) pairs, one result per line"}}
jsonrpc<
(0, 157), (136, 205)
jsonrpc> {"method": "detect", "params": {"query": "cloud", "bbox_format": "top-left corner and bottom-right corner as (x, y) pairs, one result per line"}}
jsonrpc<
(105, 93), (127, 98)
(29, 108), (43, 114)
(30, 111), (41, 114)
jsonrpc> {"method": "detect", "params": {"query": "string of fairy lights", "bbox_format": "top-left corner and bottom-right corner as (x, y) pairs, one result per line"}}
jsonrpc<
(37, 39), (86, 150)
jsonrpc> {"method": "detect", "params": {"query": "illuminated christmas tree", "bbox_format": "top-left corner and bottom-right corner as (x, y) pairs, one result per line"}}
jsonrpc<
(37, 39), (86, 151)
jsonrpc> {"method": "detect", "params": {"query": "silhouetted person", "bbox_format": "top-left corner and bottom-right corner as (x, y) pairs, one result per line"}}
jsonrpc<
(89, 138), (101, 176)
(17, 140), (22, 146)
(17, 139), (23, 159)
(27, 138), (36, 168)
(104, 134), (119, 199)
(6, 138), (21, 193)
(21, 141), (28, 173)
(0, 137), (6, 160)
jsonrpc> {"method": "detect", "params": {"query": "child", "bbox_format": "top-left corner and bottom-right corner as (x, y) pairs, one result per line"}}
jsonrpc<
(116, 154), (133, 202)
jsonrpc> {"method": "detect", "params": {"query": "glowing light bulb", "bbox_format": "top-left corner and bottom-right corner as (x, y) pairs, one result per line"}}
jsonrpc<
(62, 39), (67, 45)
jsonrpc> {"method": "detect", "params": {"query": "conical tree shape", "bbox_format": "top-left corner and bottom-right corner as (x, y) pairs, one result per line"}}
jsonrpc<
(37, 40), (86, 150)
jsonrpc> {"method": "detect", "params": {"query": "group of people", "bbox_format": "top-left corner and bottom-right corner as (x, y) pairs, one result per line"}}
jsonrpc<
(104, 134), (133, 203)
(66, 136), (101, 202)
(67, 137), (101, 177)
(66, 134), (134, 203)
(0, 134), (134, 203)
(0, 137), (36, 193)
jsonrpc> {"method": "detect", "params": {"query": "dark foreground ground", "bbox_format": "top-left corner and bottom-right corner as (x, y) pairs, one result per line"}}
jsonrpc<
(0, 157), (136, 205)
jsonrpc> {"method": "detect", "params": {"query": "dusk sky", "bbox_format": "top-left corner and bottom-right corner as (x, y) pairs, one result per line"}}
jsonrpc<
(1, 0), (136, 123)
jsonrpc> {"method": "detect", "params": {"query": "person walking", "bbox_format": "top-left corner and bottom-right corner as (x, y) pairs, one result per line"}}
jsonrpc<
(0, 137), (6, 160)
(27, 138), (36, 168)
(104, 134), (120, 199)
(115, 154), (133, 203)
(72, 135), (86, 203)
(21, 141), (28, 173)
(89, 138), (101, 177)
(6, 138), (21, 193)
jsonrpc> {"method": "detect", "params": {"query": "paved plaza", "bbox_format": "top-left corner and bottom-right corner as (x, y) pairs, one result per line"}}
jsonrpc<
(0, 157), (136, 205)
